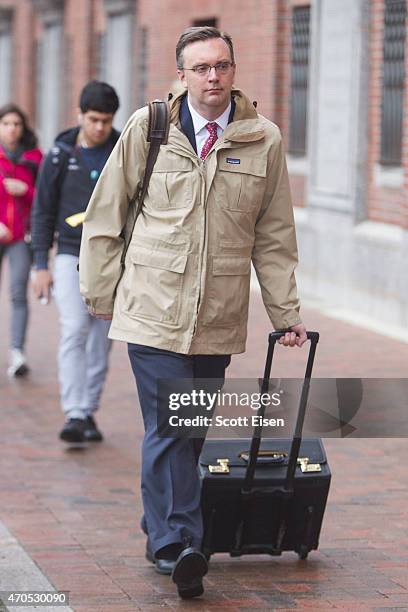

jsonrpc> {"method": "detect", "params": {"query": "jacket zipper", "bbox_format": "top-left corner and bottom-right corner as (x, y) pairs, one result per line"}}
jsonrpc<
(191, 157), (207, 339)
(190, 142), (233, 341)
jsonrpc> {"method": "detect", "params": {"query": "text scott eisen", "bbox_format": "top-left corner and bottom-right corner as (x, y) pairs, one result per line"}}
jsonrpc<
(168, 415), (285, 427)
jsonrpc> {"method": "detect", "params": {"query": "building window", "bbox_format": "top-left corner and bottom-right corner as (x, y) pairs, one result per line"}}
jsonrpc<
(380, 0), (407, 166)
(137, 26), (148, 110)
(33, 0), (64, 150)
(96, 31), (107, 83)
(0, 10), (13, 106)
(36, 19), (63, 150)
(103, 1), (134, 129)
(289, 6), (311, 156)
(192, 18), (218, 28)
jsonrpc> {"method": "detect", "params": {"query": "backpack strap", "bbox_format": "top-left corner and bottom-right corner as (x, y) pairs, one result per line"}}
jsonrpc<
(121, 100), (170, 263)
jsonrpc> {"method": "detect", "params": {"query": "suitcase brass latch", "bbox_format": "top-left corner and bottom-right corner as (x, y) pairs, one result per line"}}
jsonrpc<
(239, 450), (288, 462)
(208, 458), (230, 474)
(297, 457), (321, 473)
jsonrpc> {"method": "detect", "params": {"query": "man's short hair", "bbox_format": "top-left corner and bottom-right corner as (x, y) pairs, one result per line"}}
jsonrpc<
(176, 26), (235, 70)
(79, 80), (120, 114)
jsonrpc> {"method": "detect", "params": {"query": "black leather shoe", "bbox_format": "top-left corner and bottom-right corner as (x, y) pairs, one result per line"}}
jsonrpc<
(84, 415), (103, 442)
(59, 418), (87, 443)
(145, 539), (177, 575)
(172, 547), (208, 599)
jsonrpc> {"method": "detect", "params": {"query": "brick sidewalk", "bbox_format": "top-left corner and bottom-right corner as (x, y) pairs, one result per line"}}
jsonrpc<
(1, 284), (408, 611)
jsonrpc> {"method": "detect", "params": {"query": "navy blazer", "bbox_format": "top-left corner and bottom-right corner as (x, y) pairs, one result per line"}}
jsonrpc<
(179, 95), (236, 154)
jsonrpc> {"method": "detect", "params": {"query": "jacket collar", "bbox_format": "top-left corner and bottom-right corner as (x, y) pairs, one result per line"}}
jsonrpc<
(169, 88), (265, 148)
(0, 144), (36, 165)
(54, 126), (121, 149)
(179, 96), (196, 153)
(179, 95), (236, 154)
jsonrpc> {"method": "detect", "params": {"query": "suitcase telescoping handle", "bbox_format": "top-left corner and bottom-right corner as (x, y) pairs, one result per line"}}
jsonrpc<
(242, 331), (319, 494)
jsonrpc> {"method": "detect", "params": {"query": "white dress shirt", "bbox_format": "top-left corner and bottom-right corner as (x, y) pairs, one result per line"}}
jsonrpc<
(187, 96), (231, 158)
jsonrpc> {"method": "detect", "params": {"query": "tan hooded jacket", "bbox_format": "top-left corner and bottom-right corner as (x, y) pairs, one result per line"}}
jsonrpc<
(79, 89), (301, 355)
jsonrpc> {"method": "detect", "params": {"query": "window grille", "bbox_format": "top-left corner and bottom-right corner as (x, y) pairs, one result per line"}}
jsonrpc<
(137, 26), (147, 109)
(289, 6), (311, 156)
(192, 18), (217, 28)
(380, 0), (407, 166)
(0, 10), (13, 105)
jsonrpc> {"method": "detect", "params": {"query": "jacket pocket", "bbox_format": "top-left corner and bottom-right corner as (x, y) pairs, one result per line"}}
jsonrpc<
(215, 156), (267, 213)
(201, 256), (251, 327)
(124, 247), (188, 325)
(147, 154), (193, 209)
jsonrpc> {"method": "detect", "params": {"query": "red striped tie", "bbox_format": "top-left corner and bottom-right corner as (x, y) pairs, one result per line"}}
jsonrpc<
(200, 122), (218, 160)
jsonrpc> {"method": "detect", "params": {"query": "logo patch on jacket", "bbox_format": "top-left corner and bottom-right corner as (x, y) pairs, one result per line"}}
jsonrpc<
(68, 158), (79, 171)
(226, 157), (241, 164)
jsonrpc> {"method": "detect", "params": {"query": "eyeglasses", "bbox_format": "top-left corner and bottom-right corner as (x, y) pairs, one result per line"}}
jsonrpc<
(182, 61), (234, 77)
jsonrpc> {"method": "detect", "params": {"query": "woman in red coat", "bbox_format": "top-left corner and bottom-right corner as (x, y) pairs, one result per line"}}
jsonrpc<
(0, 104), (43, 376)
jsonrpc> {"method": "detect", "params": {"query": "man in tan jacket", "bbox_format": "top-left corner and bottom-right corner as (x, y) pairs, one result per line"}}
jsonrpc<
(79, 26), (307, 599)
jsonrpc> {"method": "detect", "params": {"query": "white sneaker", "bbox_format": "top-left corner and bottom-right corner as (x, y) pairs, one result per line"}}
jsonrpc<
(7, 349), (29, 377)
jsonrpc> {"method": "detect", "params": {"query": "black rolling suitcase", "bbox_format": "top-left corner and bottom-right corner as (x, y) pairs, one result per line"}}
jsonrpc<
(199, 331), (331, 561)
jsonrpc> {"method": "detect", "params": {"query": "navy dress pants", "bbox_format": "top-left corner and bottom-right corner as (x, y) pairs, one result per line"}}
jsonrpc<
(128, 343), (230, 556)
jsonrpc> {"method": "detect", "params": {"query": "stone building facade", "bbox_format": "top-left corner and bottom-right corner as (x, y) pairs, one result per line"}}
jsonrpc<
(0, 0), (407, 329)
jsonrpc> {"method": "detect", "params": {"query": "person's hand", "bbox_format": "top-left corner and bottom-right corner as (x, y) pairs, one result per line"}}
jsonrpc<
(3, 178), (28, 197)
(31, 269), (53, 304)
(0, 221), (12, 242)
(278, 322), (308, 347)
(87, 306), (113, 320)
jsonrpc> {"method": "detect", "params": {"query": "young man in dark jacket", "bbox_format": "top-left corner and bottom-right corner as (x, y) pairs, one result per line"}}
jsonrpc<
(31, 81), (120, 443)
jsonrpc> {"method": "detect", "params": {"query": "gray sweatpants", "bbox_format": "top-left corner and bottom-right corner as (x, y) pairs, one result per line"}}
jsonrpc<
(53, 254), (112, 419)
(0, 240), (31, 350)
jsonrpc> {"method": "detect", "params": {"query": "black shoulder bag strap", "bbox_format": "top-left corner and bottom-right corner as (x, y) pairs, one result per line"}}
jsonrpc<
(121, 100), (170, 265)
